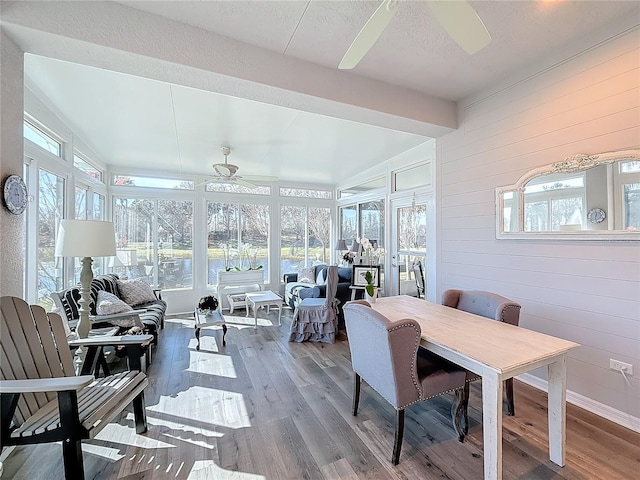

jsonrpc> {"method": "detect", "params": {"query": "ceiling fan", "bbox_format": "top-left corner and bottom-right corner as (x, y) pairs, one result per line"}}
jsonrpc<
(339, 0), (491, 70)
(202, 146), (278, 189)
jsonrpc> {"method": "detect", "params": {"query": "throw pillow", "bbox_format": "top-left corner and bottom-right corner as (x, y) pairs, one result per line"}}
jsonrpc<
(316, 268), (326, 286)
(298, 266), (316, 284)
(117, 278), (157, 307)
(96, 290), (133, 315)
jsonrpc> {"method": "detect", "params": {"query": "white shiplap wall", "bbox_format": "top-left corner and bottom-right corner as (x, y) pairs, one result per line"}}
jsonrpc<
(436, 22), (640, 426)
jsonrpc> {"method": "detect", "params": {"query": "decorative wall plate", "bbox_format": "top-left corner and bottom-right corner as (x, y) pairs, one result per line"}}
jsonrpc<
(587, 207), (606, 224)
(3, 174), (28, 215)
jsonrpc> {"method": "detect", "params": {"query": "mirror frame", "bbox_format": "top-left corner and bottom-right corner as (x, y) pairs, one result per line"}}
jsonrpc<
(496, 149), (640, 241)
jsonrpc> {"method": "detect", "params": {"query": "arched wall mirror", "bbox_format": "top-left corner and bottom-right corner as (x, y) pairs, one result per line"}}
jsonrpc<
(496, 149), (640, 240)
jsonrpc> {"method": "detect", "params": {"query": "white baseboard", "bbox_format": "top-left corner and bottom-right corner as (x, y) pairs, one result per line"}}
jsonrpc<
(517, 373), (640, 434)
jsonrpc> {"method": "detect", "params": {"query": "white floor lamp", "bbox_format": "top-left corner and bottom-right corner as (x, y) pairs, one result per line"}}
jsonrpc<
(55, 220), (116, 339)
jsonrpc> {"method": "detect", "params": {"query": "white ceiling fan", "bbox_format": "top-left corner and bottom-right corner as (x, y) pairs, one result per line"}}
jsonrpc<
(202, 146), (278, 189)
(339, 0), (491, 70)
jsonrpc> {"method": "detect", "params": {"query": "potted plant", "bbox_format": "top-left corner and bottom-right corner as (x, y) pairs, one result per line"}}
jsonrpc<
(198, 295), (219, 315)
(364, 271), (377, 303)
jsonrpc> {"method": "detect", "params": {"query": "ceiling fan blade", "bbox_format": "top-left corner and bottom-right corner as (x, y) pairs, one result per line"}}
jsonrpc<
(339, 0), (400, 69)
(243, 175), (279, 182)
(427, 0), (491, 55)
(213, 164), (232, 176)
(235, 178), (258, 189)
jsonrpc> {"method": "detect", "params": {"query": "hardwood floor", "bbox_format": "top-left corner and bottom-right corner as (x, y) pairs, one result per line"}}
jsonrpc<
(3, 311), (638, 479)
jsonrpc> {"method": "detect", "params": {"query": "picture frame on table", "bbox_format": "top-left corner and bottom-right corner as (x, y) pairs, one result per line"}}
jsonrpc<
(352, 265), (380, 287)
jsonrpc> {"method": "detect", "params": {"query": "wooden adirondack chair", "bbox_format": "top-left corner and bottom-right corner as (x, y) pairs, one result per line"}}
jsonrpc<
(0, 296), (152, 480)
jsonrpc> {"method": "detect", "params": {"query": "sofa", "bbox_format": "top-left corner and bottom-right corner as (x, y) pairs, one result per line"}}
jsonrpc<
(283, 265), (356, 329)
(51, 273), (166, 345)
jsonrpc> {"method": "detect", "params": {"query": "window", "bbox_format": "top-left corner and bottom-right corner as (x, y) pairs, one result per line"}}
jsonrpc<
(339, 177), (385, 198)
(157, 200), (193, 289)
(24, 120), (61, 156)
(339, 200), (385, 251)
(37, 169), (65, 308)
(113, 197), (154, 283)
(113, 174), (194, 190)
(397, 203), (427, 293)
(206, 183), (270, 195)
(74, 153), (103, 181)
(93, 192), (105, 220)
(393, 163), (431, 192)
(75, 186), (87, 219)
(113, 198), (194, 289)
(359, 200), (384, 249)
(207, 202), (270, 285)
(280, 206), (330, 275)
(280, 187), (332, 199)
(340, 205), (357, 244)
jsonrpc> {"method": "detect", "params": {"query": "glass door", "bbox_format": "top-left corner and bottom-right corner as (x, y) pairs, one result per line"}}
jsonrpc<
(389, 196), (428, 299)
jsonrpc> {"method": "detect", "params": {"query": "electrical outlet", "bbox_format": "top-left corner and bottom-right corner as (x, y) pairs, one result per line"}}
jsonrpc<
(610, 359), (633, 375)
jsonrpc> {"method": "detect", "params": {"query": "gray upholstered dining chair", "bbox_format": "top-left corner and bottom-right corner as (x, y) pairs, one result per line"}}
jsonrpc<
(289, 266), (339, 343)
(343, 301), (468, 465)
(442, 289), (521, 419)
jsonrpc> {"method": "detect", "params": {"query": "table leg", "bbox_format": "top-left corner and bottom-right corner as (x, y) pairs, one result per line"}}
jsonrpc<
(351, 289), (356, 301)
(548, 356), (567, 467)
(278, 303), (282, 326)
(482, 372), (503, 480)
(253, 301), (258, 329)
(195, 326), (201, 351)
(221, 324), (227, 347)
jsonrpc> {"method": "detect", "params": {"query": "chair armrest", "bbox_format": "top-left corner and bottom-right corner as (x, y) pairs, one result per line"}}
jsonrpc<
(90, 310), (146, 329)
(0, 375), (94, 394)
(90, 309), (146, 322)
(68, 334), (153, 348)
(283, 273), (298, 283)
(299, 285), (322, 300)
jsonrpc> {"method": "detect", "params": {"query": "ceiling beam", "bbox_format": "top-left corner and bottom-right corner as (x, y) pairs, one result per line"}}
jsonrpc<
(1, 0), (457, 137)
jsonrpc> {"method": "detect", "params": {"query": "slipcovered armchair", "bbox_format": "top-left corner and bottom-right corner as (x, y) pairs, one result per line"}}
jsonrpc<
(289, 266), (339, 344)
(343, 301), (468, 465)
(442, 289), (522, 417)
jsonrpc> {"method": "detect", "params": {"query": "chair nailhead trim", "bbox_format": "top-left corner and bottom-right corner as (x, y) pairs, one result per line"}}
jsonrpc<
(500, 304), (521, 323)
(388, 322), (422, 398)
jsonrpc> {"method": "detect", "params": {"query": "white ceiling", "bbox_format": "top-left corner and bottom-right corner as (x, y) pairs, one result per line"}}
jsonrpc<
(17, 1), (639, 186)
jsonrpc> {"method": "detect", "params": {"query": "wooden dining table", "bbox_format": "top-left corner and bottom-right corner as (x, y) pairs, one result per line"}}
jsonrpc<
(370, 295), (580, 480)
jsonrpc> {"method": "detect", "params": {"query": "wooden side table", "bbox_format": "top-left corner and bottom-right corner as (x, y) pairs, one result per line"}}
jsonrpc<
(194, 308), (227, 350)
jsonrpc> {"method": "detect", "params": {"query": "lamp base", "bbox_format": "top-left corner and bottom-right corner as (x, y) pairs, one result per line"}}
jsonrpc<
(74, 256), (95, 373)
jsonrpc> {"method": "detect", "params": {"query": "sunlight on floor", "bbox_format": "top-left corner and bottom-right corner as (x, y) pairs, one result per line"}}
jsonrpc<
(148, 386), (251, 429)
(187, 350), (237, 377)
(95, 423), (177, 450)
(188, 460), (266, 479)
(224, 315), (276, 329)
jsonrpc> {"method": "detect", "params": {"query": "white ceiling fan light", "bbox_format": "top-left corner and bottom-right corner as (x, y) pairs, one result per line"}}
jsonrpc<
(339, 0), (492, 70)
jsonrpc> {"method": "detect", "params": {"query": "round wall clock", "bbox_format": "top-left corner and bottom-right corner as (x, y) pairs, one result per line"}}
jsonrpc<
(3, 174), (28, 215)
(587, 207), (606, 224)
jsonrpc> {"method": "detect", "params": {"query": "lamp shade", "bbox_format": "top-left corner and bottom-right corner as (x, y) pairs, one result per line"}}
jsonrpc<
(334, 239), (348, 251)
(55, 220), (116, 258)
(349, 239), (360, 252)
